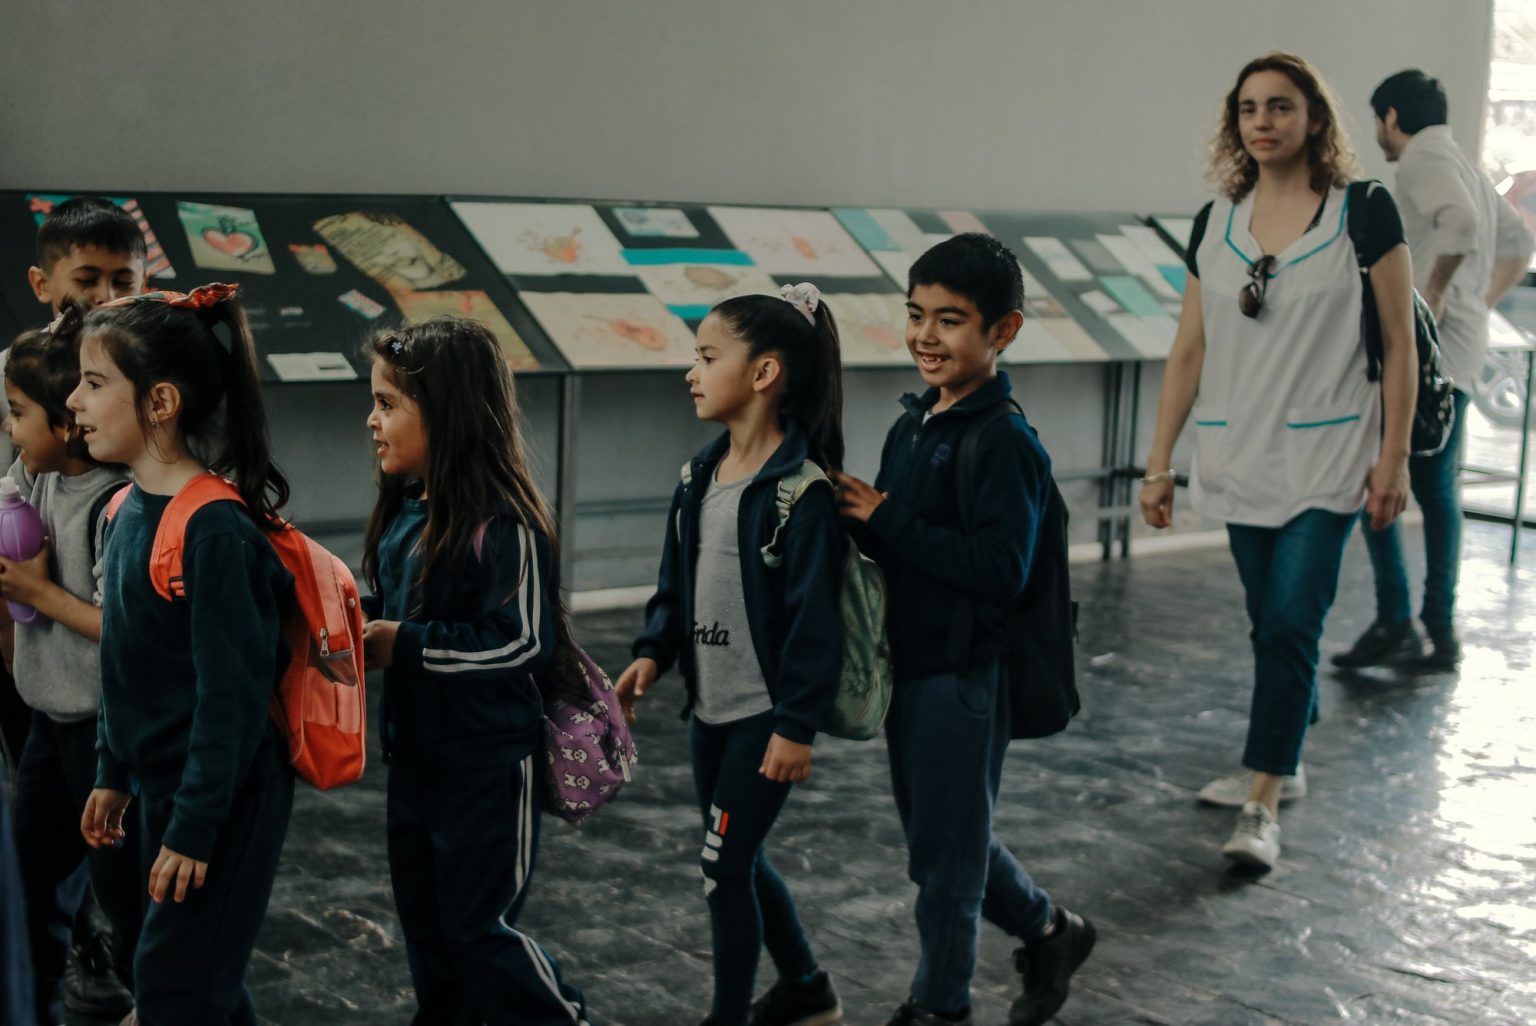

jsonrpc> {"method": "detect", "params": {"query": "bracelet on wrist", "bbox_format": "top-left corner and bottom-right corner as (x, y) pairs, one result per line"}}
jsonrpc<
(1140, 470), (1178, 484)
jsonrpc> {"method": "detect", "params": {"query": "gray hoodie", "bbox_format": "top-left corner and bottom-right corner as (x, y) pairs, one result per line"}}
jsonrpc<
(8, 458), (129, 721)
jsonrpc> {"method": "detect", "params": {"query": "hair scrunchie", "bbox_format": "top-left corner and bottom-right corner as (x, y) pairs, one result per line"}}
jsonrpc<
(778, 282), (820, 326)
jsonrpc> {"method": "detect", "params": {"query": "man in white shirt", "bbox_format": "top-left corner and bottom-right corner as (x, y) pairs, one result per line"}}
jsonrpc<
(1335, 70), (1535, 671)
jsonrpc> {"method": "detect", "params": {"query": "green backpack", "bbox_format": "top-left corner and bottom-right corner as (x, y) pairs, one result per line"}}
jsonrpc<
(681, 460), (894, 740)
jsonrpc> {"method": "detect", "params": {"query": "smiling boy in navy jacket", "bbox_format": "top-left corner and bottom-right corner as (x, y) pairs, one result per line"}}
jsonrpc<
(834, 234), (1094, 1026)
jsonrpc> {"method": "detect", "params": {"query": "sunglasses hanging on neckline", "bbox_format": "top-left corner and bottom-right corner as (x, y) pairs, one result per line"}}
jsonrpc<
(1239, 255), (1276, 318)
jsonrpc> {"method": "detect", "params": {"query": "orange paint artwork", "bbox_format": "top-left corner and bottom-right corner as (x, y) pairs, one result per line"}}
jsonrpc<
(524, 227), (584, 264)
(790, 235), (818, 260)
(683, 266), (738, 290)
(589, 316), (669, 351)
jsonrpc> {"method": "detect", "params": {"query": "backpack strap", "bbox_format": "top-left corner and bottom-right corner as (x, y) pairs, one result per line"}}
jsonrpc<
(1343, 179), (1377, 273)
(676, 461), (695, 543)
(1344, 180), (1387, 383)
(955, 399), (1025, 530)
(87, 482), (129, 577)
(107, 474), (243, 602)
(760, 460), (831, 569)
(103, 484), (132, 522)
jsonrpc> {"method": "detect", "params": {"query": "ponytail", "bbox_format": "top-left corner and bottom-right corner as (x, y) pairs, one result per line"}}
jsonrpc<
(199, 298), (290, 521)
(711, 291), (845, 471)
(81, 285), (289, 525)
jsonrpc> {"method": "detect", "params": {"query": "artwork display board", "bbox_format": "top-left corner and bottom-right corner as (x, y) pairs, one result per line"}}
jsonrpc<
(0, 192), (563, 381)
(449, 198), (907, 368)
(973, 211), (1189, 361)
(835, 207), (1117, 366)
(1148, 215), (1199, 261)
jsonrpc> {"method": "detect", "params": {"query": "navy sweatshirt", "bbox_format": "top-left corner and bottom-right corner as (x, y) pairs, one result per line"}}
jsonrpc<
(856, 372), (1051, 682)
(631, 424), (844, 744)
(363, 496), (556, 768)
(97, 488), (293, 862)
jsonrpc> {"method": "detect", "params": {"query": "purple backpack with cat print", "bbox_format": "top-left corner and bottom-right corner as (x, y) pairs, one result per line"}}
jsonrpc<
(471, 521), (637, 824)
(534, 642), (639, 824)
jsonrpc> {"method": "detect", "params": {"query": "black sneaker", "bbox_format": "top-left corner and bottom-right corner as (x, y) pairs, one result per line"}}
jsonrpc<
(1417, 621), (1461, 671)
(749, 969), (842, 1026)
(1009, 908), (1096, 1026)
(884, 1001), (972, 1026)
(62, 931), (133, 1018)
(1330, 620), (1426, 669)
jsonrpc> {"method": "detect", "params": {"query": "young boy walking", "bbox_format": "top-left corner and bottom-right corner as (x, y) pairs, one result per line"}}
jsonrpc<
(834, 234), (1094, 1026)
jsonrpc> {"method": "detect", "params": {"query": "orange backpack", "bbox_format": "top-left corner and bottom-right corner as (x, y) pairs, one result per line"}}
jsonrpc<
(105, 474), (366, 789)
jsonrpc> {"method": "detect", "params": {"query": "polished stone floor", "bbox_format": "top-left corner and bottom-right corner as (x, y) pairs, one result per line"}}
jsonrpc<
(64, 520), (1536, 1026)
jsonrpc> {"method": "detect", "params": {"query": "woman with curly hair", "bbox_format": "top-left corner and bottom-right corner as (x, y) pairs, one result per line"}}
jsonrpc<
(1137, 53), (1417, 870)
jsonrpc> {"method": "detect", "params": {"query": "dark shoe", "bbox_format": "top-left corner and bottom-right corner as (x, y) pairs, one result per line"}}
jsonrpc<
(1009, 908), (1096, 1026)
(1417, 621), (1461, 670)
(1330, 620), (1425, 669)
(884, 1000), (972, 1026)
(750, 969), (842, 1026)
(62, 932), (133, 1018)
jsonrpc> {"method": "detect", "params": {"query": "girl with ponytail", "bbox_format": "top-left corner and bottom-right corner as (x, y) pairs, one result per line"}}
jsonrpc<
(617, 285), (847, 1026)
(69, 284), (297, 1024)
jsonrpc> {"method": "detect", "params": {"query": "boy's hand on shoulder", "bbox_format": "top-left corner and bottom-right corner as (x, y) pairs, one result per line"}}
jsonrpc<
(760, 733), (812, 783)
(614, 657), (658, 724)
(830, 471), (885, 524)
(0, 538), (53, 606)
(148, 844), (208, 904)
(80, 788), (132, 849)
(362, 619), (399, 669)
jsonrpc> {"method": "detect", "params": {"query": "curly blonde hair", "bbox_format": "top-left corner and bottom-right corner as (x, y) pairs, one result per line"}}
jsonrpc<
(1208, 53), (1360, 201)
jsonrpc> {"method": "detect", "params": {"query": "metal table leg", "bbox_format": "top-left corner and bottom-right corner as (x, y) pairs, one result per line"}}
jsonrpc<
(1512, 349), (1534, 565)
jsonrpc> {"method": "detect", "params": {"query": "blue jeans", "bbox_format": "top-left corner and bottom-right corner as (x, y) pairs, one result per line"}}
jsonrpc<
(885, 660), (1054, 1016)
(1361, 389), (1470, 627)
(1227, 509), (1357, 777)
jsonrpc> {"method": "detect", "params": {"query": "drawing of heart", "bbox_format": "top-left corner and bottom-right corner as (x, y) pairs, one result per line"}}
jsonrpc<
(203, 228), (257, 258)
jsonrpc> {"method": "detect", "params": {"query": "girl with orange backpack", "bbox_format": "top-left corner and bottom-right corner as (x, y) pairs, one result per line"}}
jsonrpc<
(71, 284), (297, 1025)
(359, 317), (588, 1025)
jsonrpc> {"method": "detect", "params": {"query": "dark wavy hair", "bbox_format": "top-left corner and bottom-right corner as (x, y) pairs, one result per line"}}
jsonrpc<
(361, 316), (560, 601)
(77, 293), (289, 525)
(710, 294), (845, 472)
(1209, 52), (1360, 202)
(4, 324), (97, 462)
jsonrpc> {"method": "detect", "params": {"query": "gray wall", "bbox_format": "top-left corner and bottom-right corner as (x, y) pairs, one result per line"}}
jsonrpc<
(0, 1), (1492, 211)
(0, 0), (1496, 588)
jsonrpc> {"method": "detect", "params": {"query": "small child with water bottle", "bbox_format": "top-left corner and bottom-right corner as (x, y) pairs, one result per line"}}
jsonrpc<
(0, 321), (138, 1026)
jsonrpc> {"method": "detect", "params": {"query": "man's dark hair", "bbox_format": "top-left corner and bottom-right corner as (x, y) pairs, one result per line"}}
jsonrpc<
(35, 197), (146, 272)
(1370, 70), (1449, 134)
(907, 233), (1025, 328)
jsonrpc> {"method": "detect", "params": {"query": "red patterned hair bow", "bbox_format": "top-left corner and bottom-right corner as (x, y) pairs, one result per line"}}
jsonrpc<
(101, 282), (240, 311)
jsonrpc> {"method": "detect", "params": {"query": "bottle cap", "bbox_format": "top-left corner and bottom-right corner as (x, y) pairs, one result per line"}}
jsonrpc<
(0, 477), (18, 499)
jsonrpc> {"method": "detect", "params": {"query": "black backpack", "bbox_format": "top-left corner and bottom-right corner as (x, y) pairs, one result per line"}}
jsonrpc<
(1345, 179), (1457, 457)
(953, 399), (1080, 740)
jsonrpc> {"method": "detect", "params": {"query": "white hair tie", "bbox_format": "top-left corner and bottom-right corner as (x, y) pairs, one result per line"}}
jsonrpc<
(779, 282), (820, 326)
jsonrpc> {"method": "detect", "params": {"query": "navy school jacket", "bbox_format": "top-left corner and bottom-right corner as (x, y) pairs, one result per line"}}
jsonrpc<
(361, 495), (557, 768)
(853, 371), (1052, 682)
(631, 424), (844, 744)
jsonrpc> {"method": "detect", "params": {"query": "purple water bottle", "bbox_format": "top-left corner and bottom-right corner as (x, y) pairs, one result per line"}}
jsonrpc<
(0, 476), (47, 624)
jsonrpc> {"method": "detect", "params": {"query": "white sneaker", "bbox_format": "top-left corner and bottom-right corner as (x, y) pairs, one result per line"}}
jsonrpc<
(1222, 801), (1281, 868)
(1197, 764), (1307, 807)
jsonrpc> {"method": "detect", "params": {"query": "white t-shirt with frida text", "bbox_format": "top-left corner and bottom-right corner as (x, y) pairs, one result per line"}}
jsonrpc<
(691, 472), (773, 725)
